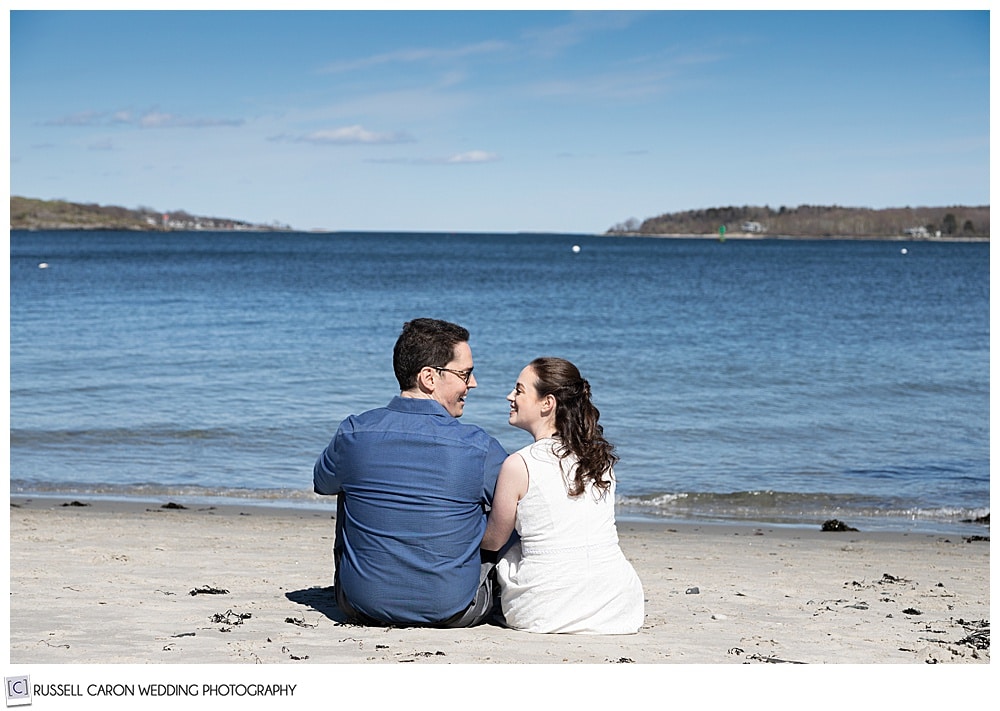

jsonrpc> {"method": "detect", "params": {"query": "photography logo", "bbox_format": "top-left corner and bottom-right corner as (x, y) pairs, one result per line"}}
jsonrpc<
(5, 676), (31, 707)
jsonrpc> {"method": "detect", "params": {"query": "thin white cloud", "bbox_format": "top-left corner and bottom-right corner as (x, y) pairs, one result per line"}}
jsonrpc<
(271, 124), (415, 145)
(517, 15), (726, 101)
(447, 150), (499, 164)
(138, 111), (176, 128)
(528, 67), (682, 102)
(521, 11), (642, 57)
(43, 111), (108, 127)
(43, 109), (244, 129)
(321, 40), (508, 74)
(136, 111), (243, 129)
(368, 150), (500, 165)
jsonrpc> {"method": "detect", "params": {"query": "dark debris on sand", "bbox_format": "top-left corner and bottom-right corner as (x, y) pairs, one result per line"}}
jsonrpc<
(210, 609), (252, 631)
(821, 519), (859, 532)
(285, 617), (318, 628)
(955, 619), (990, 650)
(744, 653), (806, 664)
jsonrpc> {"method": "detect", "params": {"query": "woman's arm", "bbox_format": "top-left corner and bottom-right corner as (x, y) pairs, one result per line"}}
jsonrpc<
(481, 453), (529, 552)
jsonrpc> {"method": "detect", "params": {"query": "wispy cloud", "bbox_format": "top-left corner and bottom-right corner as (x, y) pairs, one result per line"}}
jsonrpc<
(368, 150), (500, 165)
(517, 14), (726, 101)
(527, 68), (679, 101)
(270, 124), (415, 145)
(44, 111), (108, 127)
(43, 109), (244, 129)
(136, 111), (242, 129)
(521, 11), (642, 57)
(321, 40), (508, 74)
(446, 150), (499, 164)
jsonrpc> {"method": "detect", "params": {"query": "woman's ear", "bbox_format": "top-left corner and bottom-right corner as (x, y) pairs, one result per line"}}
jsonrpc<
(540, 394), (557, 416)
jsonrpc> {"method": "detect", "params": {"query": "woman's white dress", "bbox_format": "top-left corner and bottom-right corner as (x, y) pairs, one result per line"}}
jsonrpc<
(495, 438), (645, 634)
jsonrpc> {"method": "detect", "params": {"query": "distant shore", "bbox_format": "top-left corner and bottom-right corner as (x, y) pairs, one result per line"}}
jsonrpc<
(10, 227), (989, 242)
(614, 232), (989, 242)
(11, 196), (989, 239)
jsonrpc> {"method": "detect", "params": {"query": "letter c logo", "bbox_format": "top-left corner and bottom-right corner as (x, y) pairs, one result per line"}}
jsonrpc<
(8, 679), (27, 695)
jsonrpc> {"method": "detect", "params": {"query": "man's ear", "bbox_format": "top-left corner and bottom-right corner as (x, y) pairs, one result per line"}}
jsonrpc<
(415, 366), (436, 393)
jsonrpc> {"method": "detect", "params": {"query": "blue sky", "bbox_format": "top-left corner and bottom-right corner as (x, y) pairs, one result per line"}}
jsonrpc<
(8, 7), (991, 233)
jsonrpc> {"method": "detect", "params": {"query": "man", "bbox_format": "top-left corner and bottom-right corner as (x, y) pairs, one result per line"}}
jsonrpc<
(314, 318), (508, 627)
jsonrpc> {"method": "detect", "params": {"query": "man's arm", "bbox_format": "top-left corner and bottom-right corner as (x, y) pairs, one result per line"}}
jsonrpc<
(481, 437), (509, 507)
(313, 438), (342, 495)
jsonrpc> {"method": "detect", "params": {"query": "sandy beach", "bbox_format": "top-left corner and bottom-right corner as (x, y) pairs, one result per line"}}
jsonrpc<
(7, 495), (989, 669)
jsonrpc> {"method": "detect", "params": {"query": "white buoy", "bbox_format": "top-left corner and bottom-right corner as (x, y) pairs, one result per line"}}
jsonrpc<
(901, 248), (908, 255)
(38, 262), (49, 269)
(572, 245), (581, 253)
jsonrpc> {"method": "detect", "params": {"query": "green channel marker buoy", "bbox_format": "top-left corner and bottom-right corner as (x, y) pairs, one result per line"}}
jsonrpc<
(718, 224), (726, 242)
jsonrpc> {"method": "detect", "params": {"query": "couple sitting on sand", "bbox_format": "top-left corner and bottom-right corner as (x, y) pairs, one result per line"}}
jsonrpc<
(313, 318), (644, 635)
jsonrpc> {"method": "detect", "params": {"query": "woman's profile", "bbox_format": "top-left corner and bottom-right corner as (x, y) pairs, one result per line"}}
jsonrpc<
(482, 357), (644, 634)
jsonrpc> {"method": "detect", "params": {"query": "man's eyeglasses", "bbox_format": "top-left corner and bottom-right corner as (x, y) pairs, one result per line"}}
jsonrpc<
(432, 366), (474, 384)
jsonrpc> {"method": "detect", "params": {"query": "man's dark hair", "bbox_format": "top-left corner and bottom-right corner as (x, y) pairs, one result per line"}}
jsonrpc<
(393, 318), (470, 391)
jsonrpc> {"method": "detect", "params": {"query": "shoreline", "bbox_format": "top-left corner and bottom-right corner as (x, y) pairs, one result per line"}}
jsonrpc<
(8, 487), (990, 537)
(8, 488), (989, 538)
(8, 494), (990, 667)
(11, 493), (980, 541)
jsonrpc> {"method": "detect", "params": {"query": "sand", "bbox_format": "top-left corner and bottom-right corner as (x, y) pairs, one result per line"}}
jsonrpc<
(4, 495), (991, 706)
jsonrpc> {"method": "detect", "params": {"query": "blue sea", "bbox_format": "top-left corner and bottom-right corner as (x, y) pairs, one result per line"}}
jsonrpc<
(8, 230), (990, 535)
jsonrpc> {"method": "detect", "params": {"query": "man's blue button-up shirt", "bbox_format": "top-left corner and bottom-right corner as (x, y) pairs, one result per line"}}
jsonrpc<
(314, 396), (507, 625)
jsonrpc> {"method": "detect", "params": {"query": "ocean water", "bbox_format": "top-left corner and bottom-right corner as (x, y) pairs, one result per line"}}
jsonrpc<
(8, 230), (990, 534)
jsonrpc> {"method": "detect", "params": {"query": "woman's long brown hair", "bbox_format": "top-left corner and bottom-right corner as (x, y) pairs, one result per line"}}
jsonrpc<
(528, 357), (618, 499)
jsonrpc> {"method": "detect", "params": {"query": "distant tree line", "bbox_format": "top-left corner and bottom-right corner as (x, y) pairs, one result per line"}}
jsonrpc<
(609, 204), (990, 239)
(10, 196), (290, 232)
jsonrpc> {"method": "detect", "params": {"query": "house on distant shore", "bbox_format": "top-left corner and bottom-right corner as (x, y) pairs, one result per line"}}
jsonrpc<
(741, 221), (765, 233)
(903, 226), (930, 238)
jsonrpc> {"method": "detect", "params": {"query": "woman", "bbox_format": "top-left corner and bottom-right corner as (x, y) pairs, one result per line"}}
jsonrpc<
(482, 357), (644, 634)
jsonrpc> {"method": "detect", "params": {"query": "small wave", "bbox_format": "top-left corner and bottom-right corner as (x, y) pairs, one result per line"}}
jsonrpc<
(616, 489), (990, 533)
